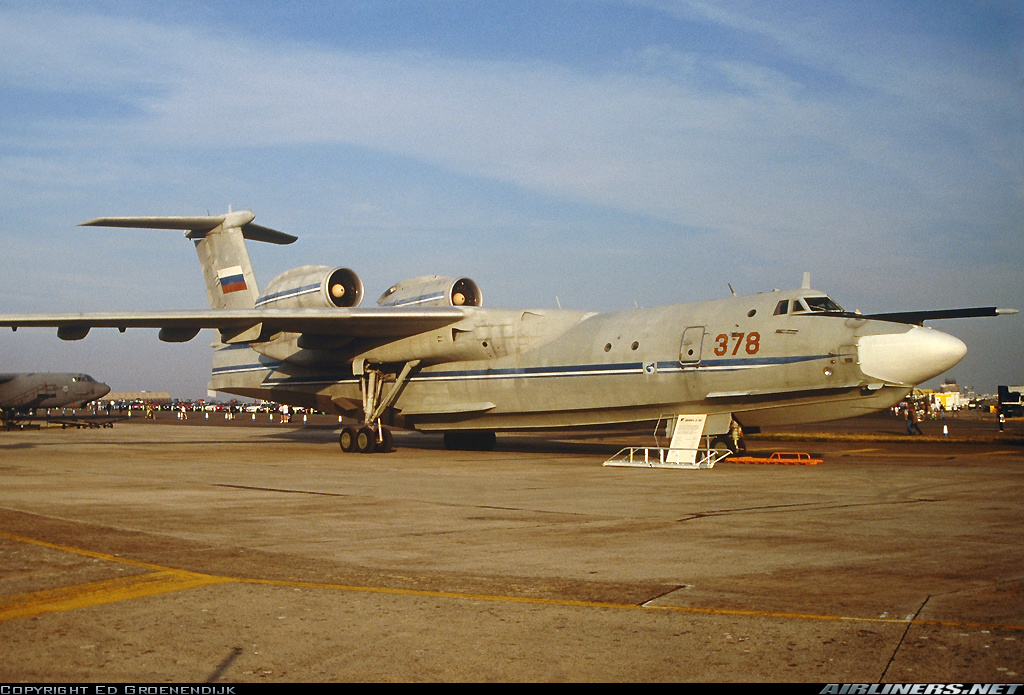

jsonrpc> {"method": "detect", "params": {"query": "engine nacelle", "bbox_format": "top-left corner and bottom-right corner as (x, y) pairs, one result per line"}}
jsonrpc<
(377, 275), (482, 308)
(256, 265), (364, 309)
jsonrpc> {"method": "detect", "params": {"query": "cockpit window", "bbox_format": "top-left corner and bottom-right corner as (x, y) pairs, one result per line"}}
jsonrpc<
(803, 296), (844, 312)
(777, 295), (845, 317)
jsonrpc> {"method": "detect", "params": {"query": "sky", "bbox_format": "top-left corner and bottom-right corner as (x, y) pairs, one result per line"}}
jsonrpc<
(1, 0), (1021, 399)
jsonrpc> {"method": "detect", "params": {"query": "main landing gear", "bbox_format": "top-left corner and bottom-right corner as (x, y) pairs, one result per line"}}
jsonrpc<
(339, 423), (393, 454)
(335, 359), (500, 454)
(338, 360), (419, 454)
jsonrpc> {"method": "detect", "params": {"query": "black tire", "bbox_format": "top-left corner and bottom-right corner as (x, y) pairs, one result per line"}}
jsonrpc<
(356, 426), (377, 454)
(710, 435), (736, 455)
(339, 426), (358, 452)
(378, 427), (394, 453)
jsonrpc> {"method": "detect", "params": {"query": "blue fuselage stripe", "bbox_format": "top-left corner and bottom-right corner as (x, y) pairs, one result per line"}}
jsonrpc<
(255, 283), (321, 307)
(383, 292), (447, 307)
(211, 354), (830, 385)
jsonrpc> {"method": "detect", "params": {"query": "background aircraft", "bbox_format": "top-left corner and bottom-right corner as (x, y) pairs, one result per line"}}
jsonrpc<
(0, 211), (1014, 452)
(0, 372), (110, 426)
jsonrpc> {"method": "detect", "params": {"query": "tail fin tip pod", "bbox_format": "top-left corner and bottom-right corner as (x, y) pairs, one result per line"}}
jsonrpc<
(78, 210), (297, 310)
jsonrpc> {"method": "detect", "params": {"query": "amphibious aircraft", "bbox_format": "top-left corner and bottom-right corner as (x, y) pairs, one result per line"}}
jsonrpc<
(0, 210), (1015, 452)
(0, 372), (110, 426)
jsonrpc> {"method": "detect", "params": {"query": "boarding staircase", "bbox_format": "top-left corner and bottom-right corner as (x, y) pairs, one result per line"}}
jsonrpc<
(603, 442), (731, 469)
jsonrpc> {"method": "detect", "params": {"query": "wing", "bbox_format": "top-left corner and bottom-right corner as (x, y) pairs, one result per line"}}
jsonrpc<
(859, 307), (1018, 325)
(0, 307), (467, 343)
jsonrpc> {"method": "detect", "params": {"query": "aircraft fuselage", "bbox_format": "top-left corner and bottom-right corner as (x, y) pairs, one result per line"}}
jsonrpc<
(210, 287), (963, 434)
(0, 373), (111, 416)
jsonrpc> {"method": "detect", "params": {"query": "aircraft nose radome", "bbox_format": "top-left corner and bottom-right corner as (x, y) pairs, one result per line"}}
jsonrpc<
(858, 326), (967, 386)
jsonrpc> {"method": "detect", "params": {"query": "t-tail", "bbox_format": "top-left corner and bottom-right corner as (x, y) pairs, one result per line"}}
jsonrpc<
(79, 211), (296, 310)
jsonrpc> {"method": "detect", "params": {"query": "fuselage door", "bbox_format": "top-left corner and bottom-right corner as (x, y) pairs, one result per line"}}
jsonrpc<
(679, 326), (705, 366)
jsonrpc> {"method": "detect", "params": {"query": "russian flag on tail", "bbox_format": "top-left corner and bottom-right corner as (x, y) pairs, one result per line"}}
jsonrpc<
(218, 266), (247, 293)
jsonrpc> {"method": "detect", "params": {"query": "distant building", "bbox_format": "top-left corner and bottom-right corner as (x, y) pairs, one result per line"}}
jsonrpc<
(933, 380), (968, 410)
(917, 382), (968, 412)
(99, 391), (172, 404)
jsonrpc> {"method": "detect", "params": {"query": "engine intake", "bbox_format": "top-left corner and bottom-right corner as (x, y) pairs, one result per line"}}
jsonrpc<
(377, 275), (482, 308)
(257, 265), (364, 309)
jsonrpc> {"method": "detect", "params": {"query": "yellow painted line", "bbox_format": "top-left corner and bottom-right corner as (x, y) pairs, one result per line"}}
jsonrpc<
(3, 530), (1023, 632)
(234, 576), (1024, 631)
(0, 570), (231, 622)
(0, 530), (179, 572)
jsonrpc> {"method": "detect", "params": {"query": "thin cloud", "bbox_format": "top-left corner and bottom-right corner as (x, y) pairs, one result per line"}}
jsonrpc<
(0, 2), (1019, 393)
(3, 6), (1017, 241)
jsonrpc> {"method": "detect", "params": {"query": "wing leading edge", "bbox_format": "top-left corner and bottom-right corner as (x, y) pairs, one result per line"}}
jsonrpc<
(0, 307), (467, 342)
(859, 307), (1018, 325)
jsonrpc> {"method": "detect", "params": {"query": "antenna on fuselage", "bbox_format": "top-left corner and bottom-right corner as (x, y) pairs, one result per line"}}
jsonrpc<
(728, 283), (736, 296)
(801, 272), (811, 289)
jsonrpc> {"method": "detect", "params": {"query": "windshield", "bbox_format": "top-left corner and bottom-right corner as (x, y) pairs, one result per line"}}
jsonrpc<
(802, 296), (844, 313)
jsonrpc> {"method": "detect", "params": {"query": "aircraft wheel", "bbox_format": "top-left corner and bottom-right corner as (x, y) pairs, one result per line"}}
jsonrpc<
(377, 426), (394, 453)
(355, 426), (377, 453)
(710, 435), (736, 455)
(339, 426), (358, 452)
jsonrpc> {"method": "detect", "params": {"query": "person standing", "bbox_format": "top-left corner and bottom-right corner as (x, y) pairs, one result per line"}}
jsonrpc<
(907, 407), (923, 435)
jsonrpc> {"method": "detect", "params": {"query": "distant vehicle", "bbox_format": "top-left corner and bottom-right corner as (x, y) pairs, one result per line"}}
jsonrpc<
(0, 210), (1016, 453)
(998, 385), (1023, 418)
(0, 373), (110, 426)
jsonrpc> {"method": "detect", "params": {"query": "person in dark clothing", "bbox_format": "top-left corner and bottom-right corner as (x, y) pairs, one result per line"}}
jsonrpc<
(906, 408), (923, 435)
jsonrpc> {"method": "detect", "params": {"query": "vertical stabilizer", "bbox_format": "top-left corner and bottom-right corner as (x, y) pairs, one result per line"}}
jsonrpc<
(79, 210), (298, 311)
(193, 213), (261, 310)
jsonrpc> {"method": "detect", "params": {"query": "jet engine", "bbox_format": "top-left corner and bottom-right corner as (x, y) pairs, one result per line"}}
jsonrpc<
(377, 275), (482, 308)
(256, 265), (364, 309)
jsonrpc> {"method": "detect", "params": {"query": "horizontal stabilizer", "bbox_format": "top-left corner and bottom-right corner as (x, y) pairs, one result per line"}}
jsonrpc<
(862, 307), (1018, 325)
(80, 211), (297, 245)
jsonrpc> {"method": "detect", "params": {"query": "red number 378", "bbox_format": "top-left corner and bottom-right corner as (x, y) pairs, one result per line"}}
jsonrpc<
(714, 332), (760, 356)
